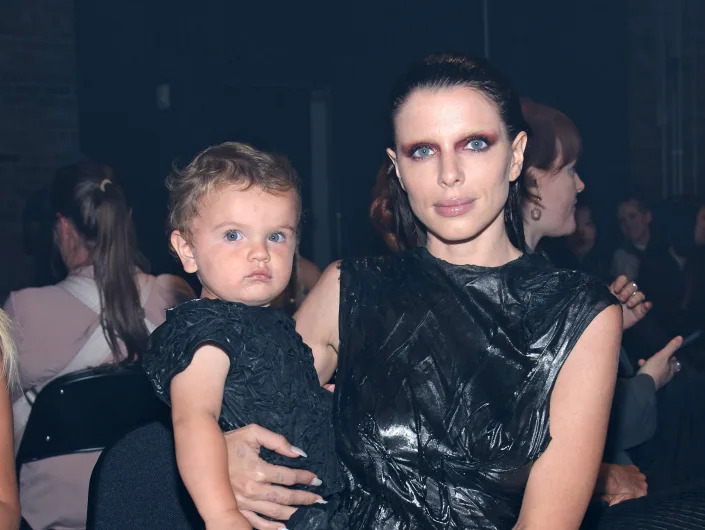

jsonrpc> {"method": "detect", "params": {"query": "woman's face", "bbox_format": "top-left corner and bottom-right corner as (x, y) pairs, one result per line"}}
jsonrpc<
(530, 160), (585, 237)
(387, 86), (525, 248)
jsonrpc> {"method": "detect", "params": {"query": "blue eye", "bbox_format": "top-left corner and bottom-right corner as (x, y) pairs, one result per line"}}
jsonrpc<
(224, 230), (242, 242)
(411, 146), (435, 159)
(268, 232), (285, 243)
(467, 138), (489, 151)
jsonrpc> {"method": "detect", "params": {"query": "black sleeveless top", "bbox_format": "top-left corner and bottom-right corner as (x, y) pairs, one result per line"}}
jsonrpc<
(334, 248), (617, 529)
(143, 299), (345, 529)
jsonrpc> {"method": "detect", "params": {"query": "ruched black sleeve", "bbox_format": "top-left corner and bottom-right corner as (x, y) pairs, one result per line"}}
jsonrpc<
(143, 299), (245, 406)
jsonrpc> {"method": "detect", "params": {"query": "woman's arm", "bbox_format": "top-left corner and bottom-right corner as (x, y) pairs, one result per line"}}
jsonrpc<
(0, 373), (19, 530)
(514, 304), (622, 530)
(171, 345), (251, 529)
(294, 261), (341, 384)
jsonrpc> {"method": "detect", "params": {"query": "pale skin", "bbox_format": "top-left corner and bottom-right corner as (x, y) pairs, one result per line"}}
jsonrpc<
(226, 87), (622, 529)
(169, 185), (299, 530)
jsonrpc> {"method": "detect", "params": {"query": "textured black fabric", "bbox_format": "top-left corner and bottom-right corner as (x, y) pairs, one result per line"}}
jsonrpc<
(142, 299), (344, 529)
(335, 248), (618, 529)
(588, 487), (705, 529)
(87, 420), (202, 530)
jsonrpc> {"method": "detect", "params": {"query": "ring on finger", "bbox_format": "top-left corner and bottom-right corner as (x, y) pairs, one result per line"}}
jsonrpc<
(670, 357), (682, 373)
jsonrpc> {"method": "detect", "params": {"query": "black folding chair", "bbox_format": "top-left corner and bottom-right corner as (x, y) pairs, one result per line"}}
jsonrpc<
(87, 420), (202, 529)
(16, 364), (169, 528)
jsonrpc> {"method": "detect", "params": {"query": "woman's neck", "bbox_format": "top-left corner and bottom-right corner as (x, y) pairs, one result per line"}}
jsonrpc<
(65, 247), (92, 272)
(425, 218), (522, 267)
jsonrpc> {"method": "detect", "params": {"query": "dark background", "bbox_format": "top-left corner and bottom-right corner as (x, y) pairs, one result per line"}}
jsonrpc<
(73, 0), (630, 274)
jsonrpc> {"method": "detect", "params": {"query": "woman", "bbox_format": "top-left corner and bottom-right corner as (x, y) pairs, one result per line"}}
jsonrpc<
(0, 310), (20, 530)
(518, 100), (705, 529)
(541, 201), (610, 280)
(223, 53), (622, 530)
(518, 100), (650, 328)
(4, 162), (194, 529)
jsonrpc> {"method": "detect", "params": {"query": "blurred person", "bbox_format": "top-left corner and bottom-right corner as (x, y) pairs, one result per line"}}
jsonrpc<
(611, 197), (652, 281)
(0, 310), (20, 530)
(613, 196), (685, 335)
(542, 200), (610, 280)
(4, 161), (194, 529)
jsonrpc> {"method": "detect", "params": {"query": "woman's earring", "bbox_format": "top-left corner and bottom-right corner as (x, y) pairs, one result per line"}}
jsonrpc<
(530, 207), (542, 221)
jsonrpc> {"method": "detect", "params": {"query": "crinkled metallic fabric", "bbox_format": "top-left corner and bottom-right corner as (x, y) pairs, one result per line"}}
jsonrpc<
(334, 248), (617, 529)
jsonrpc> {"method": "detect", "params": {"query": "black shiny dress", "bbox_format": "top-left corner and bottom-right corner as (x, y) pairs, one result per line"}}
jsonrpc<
(142, 299), (345, 529)
(334, 248), (617, 529)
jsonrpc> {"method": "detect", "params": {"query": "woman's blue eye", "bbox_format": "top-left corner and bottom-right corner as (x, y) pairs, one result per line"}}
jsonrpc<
(268, 232), (285, 243)
(224, 231), (242, 242)
(467, 138), (489, 151)
(411, 146), (435, 159)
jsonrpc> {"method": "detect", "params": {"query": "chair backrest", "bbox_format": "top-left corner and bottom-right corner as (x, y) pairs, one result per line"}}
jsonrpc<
(87, 420), (202, 529)
(16, 364), (168, 477)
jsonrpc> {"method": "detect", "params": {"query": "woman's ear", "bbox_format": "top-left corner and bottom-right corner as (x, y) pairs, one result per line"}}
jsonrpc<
(386, 148), (405, 191)
(55, 214), (78, 248)
(509, 131), (528, 182)
(170, 230), (198, 274)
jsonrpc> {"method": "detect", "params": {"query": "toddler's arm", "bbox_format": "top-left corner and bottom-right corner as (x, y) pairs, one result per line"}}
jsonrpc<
(171, 344), (251, 530)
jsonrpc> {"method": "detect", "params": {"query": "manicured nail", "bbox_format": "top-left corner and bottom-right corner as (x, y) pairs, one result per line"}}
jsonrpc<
(310, 476), (322, 486)
(315, 498), (328, 504)
(291, 446), (307, 458)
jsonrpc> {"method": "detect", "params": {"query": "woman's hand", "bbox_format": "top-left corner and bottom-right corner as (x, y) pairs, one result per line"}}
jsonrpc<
(637, 335), (683, 390)
(595, 463), (648, 506)
(609, 275), (651, 330)
(224, 425), (324, 530)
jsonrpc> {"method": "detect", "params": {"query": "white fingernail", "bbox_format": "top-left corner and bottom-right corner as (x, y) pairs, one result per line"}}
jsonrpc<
(315, 498), (328, 504)
(291, 446), (307, 458)
(310, 477), (322, 486)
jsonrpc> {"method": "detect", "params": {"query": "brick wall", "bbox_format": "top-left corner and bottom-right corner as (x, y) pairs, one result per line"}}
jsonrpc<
(0, 0), (79, 299)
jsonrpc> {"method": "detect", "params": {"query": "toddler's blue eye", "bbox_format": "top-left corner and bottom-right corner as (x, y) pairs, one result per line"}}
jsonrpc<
(225, 231), (242, 242)
(268, 232), (285, 243)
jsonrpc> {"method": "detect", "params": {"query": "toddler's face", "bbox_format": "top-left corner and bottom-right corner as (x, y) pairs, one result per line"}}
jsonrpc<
(174, 184), (298, 306)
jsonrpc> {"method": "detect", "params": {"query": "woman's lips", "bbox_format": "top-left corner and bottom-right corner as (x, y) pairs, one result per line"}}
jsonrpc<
(434, 198), (476, 217)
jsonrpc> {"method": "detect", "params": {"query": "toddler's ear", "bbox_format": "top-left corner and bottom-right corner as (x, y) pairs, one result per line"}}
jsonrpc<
(171, 230), (198, 274)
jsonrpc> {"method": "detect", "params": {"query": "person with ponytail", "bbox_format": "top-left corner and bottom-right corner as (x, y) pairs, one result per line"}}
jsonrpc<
(223, 52), (621, 530)
(4, 161), (194, 529)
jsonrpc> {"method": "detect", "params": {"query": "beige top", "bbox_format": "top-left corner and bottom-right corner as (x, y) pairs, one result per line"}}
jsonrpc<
(4, 267), (194, 530)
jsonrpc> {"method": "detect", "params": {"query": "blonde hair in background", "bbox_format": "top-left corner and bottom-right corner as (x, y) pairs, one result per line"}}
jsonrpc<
(0, 310), (18, 392)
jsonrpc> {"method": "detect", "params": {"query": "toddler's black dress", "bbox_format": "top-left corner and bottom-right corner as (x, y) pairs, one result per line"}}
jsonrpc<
(143, 298), (345, 529)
